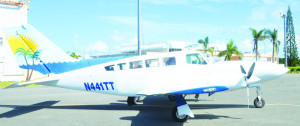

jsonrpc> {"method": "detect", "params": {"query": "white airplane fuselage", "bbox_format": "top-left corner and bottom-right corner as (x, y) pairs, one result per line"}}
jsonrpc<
(51, 51), (289, 96)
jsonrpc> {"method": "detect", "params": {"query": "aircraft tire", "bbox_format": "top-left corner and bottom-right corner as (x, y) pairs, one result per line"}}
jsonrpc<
(168, 95), (176, 101)
(127, 97), (137, 106)
(172, 106), (188, 122)
(254, 97), (265, 108)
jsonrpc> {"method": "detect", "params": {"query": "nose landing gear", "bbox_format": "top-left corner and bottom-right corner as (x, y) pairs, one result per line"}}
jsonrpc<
(254, 86), (265, 108)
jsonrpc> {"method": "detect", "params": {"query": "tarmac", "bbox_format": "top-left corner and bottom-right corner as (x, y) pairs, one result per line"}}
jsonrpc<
(0, 74), (299, 126)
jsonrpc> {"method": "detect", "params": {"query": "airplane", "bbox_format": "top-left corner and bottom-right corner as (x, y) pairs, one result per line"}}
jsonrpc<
(1, 24), (289, 122)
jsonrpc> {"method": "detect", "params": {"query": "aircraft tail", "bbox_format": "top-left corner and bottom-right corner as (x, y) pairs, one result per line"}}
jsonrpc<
(1, 24), (77, 81)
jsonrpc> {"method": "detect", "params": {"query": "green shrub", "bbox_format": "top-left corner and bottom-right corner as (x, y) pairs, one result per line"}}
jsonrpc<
(279, 58), (285, 64)
(288, 67), (300, 73)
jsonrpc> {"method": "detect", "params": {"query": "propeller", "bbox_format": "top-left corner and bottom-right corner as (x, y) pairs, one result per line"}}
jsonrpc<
(240, 62), (256, 109)
(240, 62), (255, 80)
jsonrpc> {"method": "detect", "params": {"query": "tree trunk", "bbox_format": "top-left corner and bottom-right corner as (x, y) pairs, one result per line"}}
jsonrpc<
(28, 59), (35, 81)
(24, 56), (30, 81)
(290, 40), (292, 66)
(272, 42), (275, 63)
(255, 41), (258, 61)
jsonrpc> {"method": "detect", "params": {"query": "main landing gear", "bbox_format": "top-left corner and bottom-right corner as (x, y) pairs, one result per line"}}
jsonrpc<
(172, 106), (188, 122)
(127, 96), (143, 106)
(127, 97), (137, 106)
(254, 86), (265, 108)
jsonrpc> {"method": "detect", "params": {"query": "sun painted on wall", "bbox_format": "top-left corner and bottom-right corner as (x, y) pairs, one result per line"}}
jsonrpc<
(6, 34), (41, 81)
(6, 35), (39, 55)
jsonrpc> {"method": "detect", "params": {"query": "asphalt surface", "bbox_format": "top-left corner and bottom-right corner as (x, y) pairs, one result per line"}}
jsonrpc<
(0, 74), (300, 126)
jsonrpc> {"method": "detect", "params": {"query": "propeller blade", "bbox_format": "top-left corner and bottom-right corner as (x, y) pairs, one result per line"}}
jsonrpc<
(240, 65), (246, 74)
(247, 62), (256, 79)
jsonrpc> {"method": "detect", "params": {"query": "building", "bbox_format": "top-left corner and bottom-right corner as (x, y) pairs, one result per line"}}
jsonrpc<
(118, 41), (278, 63)
(0, 0), (30, 81)
(120, 40), (225, 55)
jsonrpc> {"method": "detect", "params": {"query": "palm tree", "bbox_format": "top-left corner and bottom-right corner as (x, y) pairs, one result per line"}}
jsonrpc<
(16, 48), (32, 81)
(218, 40), (242, 61)
(265, 29), (280, 63)
(27, 50), (41, 81)
(249, 28), (267, 61)
(70, 52), (81, 59)
(198, 36), (214, 55)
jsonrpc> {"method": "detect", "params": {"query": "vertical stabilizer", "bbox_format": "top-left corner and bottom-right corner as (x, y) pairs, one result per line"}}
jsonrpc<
(1, 24), (77, 81)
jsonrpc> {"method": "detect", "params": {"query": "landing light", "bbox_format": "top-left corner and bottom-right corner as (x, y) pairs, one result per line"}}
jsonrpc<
(203, 88), (216, 92)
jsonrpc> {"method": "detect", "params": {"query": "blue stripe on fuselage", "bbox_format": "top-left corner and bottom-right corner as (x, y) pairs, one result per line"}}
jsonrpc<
(19, 56), (133, 75)
(167, 86), (229, 95)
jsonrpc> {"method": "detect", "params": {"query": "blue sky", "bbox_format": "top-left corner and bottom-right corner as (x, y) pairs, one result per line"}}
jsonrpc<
(28, 0), (300, 57)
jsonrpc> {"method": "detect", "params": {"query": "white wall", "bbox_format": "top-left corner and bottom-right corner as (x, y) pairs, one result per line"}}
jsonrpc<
(0, 2), (28, 28)
(0, 1), (27, 81)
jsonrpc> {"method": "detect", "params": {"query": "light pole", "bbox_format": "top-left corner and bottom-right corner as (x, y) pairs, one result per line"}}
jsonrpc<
(281, 13), (287, 67)
(137, 0), (141, 56)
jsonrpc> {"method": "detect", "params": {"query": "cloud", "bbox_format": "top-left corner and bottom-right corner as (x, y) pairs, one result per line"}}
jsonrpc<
(109, 30), (125, 42)
(262, 0), (277, 5)
(78, 40), (109, 56)
(89, 40), (109, 52)
(248, 1), (288, 23)
(104, 16), (136, 26)
(143, 0), (189, 5)
(239, 39), (253, 52)
(249, 6), (267, 22)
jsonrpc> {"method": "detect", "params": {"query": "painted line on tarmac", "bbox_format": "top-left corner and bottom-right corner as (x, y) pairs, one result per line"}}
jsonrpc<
(267, 103), (300, 107)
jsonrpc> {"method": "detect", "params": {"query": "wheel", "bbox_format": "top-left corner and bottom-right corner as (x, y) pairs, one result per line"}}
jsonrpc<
(127, 97), (137, 106)
(172, 107), (188, 122)
(168, 95), (176, 102)
(254, 97), (265, 108)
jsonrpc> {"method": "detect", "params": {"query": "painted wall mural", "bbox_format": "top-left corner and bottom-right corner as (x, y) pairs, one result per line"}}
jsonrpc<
(6, 34), (41, 81)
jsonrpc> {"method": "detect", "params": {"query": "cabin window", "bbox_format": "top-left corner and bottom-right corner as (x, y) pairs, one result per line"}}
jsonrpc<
(104, 65), (115, 71)
(145, 59), (159, 68)
(117, 63), (127, 70)
(130, 60), (143, 69)
(163, 57), (176, 66)
(0, 37), (2, 46)
(186, 54), (207, 64)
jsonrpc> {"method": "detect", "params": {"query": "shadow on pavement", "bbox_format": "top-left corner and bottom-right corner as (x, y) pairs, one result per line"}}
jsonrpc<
(0, 101), (60, 118)
(193, 114), (242, 120)
(0, 96), (245, 125)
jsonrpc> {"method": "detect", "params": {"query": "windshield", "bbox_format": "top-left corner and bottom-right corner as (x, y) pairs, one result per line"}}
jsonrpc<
(186, 53), (207, 65)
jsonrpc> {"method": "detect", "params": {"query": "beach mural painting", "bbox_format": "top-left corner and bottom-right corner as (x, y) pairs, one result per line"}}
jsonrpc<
(6, 35), (41, 81)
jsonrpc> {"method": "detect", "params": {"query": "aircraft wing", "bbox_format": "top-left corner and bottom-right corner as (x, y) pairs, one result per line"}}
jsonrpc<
(137, 85), (229, 96)
(136, 88), (171, 95)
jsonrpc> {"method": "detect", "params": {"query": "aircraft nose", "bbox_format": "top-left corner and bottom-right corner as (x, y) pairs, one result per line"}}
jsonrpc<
(268, 64), (289, 76)
(255, 62), (289, 81)
(277, 67), (290, 75)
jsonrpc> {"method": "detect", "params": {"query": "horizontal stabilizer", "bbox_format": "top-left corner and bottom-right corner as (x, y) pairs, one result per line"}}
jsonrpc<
(4, 79), (59, 89)
(3, 81), (21, 89)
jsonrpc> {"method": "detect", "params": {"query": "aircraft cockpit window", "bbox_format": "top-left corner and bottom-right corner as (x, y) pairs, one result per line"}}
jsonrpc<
(130, 60), (143, 69)
(104, 65), (115, 71)
(117, 63), (127, 70)
(163, 57), (176, 66)
(186, 54), (207, 65)
(145, 59), (159, 68)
